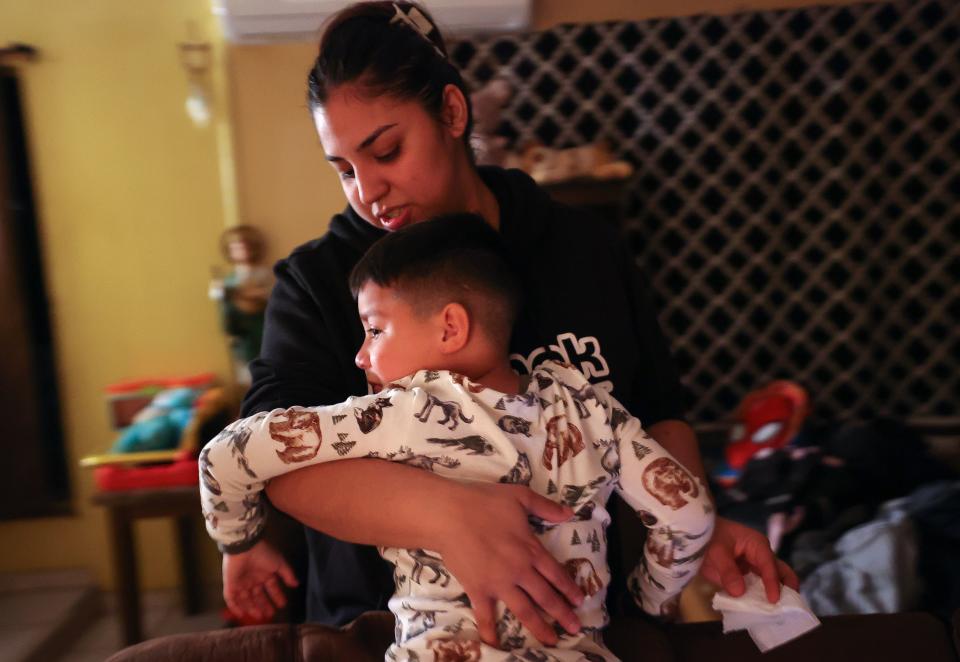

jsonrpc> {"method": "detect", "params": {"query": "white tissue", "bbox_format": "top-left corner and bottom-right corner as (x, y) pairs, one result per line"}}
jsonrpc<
(711, 573), (821, 652)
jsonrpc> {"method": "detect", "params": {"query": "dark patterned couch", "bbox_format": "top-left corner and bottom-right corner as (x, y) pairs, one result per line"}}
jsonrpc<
(107, 609), (959, 662)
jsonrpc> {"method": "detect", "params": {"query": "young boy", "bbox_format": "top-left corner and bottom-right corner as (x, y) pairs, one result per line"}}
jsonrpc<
(200, 214), (714, 661)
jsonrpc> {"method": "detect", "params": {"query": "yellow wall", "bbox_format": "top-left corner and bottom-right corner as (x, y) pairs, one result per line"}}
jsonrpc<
(0, 0), (232, 589)
(228, 43), (342, 267)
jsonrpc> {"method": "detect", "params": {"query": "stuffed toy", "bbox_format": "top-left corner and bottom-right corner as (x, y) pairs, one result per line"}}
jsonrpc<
(469, 77), (635, 185)
(712, 381), (816, 550)
(518, 141), (634, 185)
(110, 387), (201, 454)
(83, 384), (237, 492)
(469, 77), (513, 166)
(713, 380), (810, 488)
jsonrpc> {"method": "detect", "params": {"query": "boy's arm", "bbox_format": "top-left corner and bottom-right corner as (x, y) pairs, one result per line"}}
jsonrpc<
(611, 409), (715, 618)
(645, 419), (800, 602)
(199, 389), (413, 552)
(203, 387), (425, 620)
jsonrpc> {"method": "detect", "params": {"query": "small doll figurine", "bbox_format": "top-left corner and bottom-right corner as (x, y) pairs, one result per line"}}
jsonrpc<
(209, 225), (272, 386)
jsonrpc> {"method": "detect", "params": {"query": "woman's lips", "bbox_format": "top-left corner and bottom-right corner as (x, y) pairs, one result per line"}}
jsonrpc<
(379, 207), (411, 231)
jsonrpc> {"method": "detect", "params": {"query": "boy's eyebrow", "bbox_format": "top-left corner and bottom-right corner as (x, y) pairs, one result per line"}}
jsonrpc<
(325, 124), (398, 162)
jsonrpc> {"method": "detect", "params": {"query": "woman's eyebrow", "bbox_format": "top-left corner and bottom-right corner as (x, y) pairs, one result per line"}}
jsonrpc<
(326, 123), (398, 163)
(357, 123), (397, 151)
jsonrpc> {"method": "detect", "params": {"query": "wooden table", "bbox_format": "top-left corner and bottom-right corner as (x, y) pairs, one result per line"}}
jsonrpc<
(92, 485), (205, 645)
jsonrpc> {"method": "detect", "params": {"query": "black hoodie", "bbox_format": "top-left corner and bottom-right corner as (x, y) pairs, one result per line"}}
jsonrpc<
(242, 166), (687, 624)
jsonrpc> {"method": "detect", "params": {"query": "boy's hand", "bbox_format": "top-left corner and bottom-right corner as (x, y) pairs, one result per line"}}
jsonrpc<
(699, 516), (800, 603)
(437, 483), (584, 648)
(222, 539), (299, 621)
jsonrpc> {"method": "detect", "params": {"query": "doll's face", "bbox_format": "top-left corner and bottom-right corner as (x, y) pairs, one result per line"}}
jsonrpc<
(227, 239), (252, 264)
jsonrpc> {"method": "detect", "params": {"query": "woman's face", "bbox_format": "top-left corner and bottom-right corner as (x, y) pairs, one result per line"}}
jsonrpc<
(313, 84), (467, 232)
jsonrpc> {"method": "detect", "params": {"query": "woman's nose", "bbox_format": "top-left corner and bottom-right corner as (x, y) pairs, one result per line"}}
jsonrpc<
(355, 167), (387, 207)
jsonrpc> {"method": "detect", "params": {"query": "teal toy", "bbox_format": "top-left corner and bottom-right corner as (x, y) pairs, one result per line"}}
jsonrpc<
(111, 387), (201, 454)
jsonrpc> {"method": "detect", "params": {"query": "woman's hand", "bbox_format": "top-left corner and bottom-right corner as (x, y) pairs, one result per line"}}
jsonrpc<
(699, 516), (800, 602)
(437, 483), (585, 648)
(266, 460), (585, 645)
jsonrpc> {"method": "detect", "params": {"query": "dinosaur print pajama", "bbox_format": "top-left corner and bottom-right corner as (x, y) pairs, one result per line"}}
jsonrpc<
(200, 361), (715, 662)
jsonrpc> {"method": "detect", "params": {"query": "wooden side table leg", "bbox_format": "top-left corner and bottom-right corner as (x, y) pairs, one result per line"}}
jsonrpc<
(106, 507), (142, 645)
(175, 514), (202, 615)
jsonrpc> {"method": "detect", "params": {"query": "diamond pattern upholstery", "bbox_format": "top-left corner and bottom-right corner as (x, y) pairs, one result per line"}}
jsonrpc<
(451, 1), (960, 422)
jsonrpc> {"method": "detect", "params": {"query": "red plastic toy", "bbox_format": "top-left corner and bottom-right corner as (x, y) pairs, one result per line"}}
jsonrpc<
(714, 381), (809, 487)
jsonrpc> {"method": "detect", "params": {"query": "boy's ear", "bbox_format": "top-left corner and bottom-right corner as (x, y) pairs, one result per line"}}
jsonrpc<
(437, 302), (470, 354)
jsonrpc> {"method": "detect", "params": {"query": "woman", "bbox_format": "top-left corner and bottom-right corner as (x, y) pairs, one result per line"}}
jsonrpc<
(226, 1), (797, 648)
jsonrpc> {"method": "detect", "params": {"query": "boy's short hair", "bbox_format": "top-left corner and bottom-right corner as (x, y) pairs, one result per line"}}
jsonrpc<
(349, 213), (522, 348)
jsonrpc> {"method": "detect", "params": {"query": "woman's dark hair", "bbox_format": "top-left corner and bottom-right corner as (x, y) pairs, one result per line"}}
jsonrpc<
(349, 213), (521, 347)
(307, 2), (474, 152)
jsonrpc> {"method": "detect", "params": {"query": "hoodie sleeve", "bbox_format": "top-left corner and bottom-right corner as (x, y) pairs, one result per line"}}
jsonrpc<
(200, 387), (415, 553)
(610, 403), (715, 618)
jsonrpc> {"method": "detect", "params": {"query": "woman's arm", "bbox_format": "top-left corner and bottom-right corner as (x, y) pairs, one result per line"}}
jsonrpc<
(268, 457), (467, 548)
(618, 241), (799, 602)
(267, 461), (585, 646)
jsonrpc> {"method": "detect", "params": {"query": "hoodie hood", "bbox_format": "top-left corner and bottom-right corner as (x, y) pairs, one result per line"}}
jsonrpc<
(326, 204), (386, 255)
(479, 166), (553, 246)
(322, 166), (553, 254)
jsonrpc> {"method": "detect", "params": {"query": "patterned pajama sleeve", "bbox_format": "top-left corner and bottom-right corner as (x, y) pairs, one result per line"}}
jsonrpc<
(612, 410), (716, 617)
(200, 386), (417, 553)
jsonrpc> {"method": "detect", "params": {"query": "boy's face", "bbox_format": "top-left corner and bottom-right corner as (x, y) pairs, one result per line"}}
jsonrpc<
(355, 282), (442, 388)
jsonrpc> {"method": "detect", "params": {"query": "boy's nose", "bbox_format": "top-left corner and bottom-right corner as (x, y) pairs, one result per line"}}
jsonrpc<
(355, 347), (369, 370)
